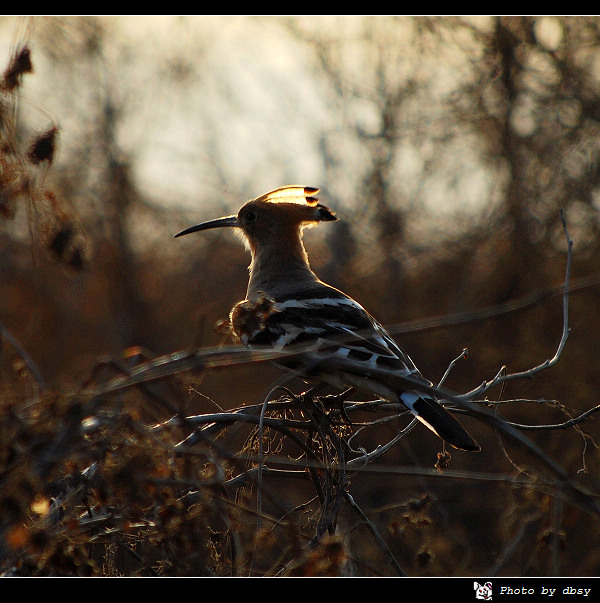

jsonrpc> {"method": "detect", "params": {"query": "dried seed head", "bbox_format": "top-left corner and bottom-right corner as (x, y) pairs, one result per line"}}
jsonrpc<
(435, 449), (452, 471)
(2, 45), (33, 91)
(46, 223), (89, 272)
(27, 126), (59, 165)
(48, 224), (74, 258)
(43, 194), (90, 272)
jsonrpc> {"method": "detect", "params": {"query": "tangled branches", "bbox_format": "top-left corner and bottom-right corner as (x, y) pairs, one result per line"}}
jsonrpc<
(1, 208), (599, 576)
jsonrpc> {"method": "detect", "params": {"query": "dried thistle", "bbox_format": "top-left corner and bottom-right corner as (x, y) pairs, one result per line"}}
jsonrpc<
(48, 224), (75, 258)
(43, 193), (90, 272)
(46, 222), (89, 271)
(2, 45), (33, 91)
(27, 126), (59, 165)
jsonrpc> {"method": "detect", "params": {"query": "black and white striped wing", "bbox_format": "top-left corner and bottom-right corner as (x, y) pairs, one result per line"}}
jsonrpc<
(239, 286), (417, 373)
(231, 284), (479, 452)
(234, 283), (432, 399)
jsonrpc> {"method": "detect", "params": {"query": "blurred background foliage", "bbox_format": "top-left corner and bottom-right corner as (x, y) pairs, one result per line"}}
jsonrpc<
(2, 15), (600, 576)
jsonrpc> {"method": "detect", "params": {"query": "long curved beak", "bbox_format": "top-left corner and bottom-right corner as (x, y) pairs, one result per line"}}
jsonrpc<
(174, 215), (239, 238)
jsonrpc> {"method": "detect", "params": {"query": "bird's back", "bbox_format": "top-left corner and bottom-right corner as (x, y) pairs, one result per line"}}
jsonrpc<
(231, 280), (425, 382)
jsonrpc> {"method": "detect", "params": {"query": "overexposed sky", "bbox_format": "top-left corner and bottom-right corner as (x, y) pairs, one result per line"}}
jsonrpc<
(0, 15), (503, 230)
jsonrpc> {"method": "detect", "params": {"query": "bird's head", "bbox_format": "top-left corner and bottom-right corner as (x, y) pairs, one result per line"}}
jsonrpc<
(174, 186), (336, 252)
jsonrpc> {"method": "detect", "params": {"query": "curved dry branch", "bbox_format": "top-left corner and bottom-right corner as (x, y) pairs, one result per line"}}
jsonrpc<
(464, 209), (573, 399)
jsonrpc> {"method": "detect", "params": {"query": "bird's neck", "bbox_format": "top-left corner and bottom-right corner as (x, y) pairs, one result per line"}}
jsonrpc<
(246, 232), (319, 300)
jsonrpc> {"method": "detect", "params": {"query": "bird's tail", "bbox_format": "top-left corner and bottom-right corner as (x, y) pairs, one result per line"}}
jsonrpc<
(400, 391), (480, 452)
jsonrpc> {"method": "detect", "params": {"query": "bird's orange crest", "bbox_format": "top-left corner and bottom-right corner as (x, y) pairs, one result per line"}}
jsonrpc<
(254, 185), (320, 207)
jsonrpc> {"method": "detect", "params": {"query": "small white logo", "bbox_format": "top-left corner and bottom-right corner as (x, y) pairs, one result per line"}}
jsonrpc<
(474, 582), (492, 601)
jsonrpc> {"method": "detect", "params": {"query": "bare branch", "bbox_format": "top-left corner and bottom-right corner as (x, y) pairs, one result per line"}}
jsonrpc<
(0, 322), (46, 390)
(464, 209), (573, 399)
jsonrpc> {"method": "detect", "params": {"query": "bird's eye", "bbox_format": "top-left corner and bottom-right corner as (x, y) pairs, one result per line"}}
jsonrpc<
(245, 211), (257, 222)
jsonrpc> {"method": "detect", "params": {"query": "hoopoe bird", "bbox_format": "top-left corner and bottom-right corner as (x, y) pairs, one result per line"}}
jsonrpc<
(175, 186), (479, 452)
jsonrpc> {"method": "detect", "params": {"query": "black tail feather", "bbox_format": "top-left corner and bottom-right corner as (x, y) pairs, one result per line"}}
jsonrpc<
(407, 393), (480, 452)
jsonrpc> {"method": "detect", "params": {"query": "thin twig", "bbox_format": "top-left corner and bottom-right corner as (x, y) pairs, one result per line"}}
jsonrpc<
(438, 348), (468, 387)
(464, 209), (573, 399)
(343, 491), (407, 576)
(0, 322), (45, 390)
